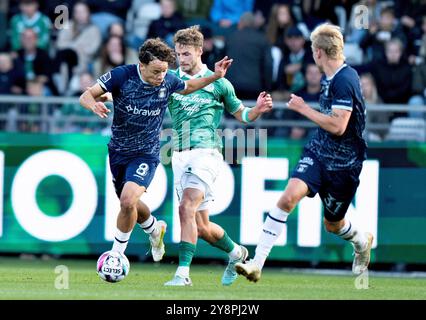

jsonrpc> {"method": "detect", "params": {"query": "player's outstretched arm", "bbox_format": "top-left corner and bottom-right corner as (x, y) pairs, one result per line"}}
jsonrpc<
(287, 93), (351, 136)
(79, 83), (111, 119)
(178, 56), (233, 95)
(233, 91), (273, 123)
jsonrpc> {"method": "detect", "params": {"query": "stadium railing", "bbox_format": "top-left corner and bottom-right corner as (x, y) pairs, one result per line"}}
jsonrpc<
(0, 95), (425, 141)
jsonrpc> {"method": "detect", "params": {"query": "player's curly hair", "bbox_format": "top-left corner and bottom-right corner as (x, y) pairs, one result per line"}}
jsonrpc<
(138, 38), (176, 65)
(310, 23), (345, 61)
(173, 25), (204, 48)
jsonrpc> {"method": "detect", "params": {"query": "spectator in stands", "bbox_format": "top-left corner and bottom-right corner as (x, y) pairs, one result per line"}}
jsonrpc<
(9, 0), (51, 51)
(419, 16), (426, 59)
(224, 12), (273, 100)
(146, 0), (186, 47)
(108, 22), (126, 39)
(286, 63), (322, 140)
(209, 0), (254, 37)
(86, 0), (131, 39)
(61, 72), (101, 133)
(19, 79), (42, 132)
(371, 38), (413, 119)
(360, 7), (407, 62)
(56, 1), (101, 91)
(200, 26), (224, 71)
(292, 0), (339, 31)
(0, 1), (8, 51)
(395, 0), (426, 33)
(15, 28), (57, 95)
(395, 1), (426, 60)
(408, 16), (426, 118)
(360, 72), (390, 137)
(360, 72), (382, 105)
(408, 62), (426, 119)
(176, 0), (213, 27)
(295, 63), (321, 102)
(92, 35), (139, 79)
(0, 52), (26, 94)
(265, 3), (295, 48)
(275, 26), (313, 95)
(406, 15), (426, 65)
(253, 0), (285, 31)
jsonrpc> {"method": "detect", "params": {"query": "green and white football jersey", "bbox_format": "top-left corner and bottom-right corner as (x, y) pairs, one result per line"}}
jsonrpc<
(168, 65), (242, 150)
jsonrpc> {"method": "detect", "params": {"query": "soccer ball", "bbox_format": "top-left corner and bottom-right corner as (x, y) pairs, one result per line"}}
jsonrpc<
(96, 250), (130, 283)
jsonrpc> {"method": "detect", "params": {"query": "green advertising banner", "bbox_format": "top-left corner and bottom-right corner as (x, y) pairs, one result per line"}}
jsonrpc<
(0, 133), (425, 265)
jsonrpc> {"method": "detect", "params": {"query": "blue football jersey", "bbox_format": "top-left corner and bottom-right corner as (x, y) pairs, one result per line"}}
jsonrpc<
(97, 64), (186, 159)
(305, 64), (367, 170)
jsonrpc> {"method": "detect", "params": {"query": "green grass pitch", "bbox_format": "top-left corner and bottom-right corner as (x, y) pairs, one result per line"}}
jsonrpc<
(0, 257), (424, 300)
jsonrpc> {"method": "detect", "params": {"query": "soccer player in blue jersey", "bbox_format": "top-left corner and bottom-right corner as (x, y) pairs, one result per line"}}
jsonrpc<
(236, 23), (374, 282)
(79, 38), (232, 262)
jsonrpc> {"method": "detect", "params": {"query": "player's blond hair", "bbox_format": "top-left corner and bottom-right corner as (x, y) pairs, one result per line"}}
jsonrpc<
(310, 23), (345, 60)
(173, 25), (204, 48)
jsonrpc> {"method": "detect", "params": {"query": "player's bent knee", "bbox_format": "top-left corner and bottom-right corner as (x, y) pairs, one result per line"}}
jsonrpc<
(179, 201), (197, 221)
(120, 197), (137, 213)
(196, 224), (209, 239)
(277, 194), (298, 213)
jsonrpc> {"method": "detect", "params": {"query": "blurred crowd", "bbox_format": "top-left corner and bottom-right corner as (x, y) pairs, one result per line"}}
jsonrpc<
(0, 0), (425, 138)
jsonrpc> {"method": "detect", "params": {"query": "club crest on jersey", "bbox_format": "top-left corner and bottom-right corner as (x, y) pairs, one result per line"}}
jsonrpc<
(158, 88), (167, 98)
(204, 84), (214, 92)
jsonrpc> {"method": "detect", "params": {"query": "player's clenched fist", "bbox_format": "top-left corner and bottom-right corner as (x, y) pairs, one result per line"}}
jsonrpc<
(255, 91), (273, 114)
(287, 93), (308, 113)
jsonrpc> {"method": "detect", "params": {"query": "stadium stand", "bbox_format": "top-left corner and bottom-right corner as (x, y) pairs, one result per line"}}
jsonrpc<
(0, 0), (424, 140)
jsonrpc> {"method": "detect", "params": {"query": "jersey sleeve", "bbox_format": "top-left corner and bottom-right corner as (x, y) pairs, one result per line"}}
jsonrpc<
(97, 66), (128, 94)
(167, 71), (186, 93)
(331, 76), (355, 111)
(219, 78), (242, 114)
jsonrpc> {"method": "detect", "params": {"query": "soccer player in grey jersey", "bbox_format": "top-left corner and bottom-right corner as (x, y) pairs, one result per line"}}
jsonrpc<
(80, 38), (232, 264)
(236, 24), (374, 283)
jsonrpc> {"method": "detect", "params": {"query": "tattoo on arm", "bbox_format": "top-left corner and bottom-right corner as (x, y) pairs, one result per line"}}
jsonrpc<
(331, 111), (341, 118)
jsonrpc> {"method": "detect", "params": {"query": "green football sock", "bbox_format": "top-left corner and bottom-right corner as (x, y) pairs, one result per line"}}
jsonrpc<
(178, 241), (196, 267)
(211, 231), (235, 253)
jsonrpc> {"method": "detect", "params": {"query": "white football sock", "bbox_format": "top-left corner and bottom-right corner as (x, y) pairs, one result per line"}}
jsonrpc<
(176, 266), (190, 278)
(228, 244), (242, 260)
(336, 219), (368, 252)
(139, 215), (157, 235)
(112, 229), (132, 254)
(253, 206), (289, 269)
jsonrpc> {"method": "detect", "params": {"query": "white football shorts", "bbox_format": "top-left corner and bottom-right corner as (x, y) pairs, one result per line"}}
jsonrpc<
(172, 148), (223, 211)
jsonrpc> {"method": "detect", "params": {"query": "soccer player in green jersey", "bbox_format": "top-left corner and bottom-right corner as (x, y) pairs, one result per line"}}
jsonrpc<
(164, 26), (273, 286)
